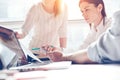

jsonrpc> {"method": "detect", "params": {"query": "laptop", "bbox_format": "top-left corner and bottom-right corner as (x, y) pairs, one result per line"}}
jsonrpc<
(0, 26), (71, 71)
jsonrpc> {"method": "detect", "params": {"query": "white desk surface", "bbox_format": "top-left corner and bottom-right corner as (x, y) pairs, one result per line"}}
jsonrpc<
(10, 64), (120, 80)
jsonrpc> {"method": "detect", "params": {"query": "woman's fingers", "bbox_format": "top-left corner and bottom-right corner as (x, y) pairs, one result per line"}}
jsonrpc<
(46, 51), (63, 62)
(42, 45), (56, 52)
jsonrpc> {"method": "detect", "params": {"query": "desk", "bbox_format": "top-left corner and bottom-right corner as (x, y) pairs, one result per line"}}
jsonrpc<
(11, 64), (120, 80)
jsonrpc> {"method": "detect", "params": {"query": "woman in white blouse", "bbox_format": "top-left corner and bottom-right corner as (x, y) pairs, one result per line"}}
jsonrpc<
(46, 10), (120, 64)
(43, 0), (111, 53)
(79, 0), (111, 50)
(16, 0), (68, 58)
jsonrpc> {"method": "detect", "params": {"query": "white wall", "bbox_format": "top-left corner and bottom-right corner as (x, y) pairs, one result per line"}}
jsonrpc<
(65, 20), (89, 53)
(0, 20), (89, 53)
(1, 0), (120, 21)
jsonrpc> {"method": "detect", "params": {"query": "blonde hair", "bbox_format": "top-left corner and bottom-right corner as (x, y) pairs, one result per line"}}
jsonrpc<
(54, 0), (65, 17)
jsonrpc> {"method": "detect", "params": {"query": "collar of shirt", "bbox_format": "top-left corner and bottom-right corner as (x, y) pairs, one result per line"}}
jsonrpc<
(91, 18), (105, 32)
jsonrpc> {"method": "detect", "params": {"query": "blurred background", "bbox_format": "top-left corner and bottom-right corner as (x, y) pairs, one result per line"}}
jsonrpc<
(0, 0), (120, 53)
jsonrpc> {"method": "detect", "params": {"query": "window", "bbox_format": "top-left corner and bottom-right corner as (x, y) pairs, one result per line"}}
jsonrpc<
(0, 0), (120, 22)
(104, 0), (120, 17)
(0, 0), (40, 21)
(64, 0), (83, 20)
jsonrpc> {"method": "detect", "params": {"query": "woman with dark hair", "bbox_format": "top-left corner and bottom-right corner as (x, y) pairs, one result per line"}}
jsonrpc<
(46, 10), (120, 64)
(79, 0), (111, 50)
(42, 0), (111, 53)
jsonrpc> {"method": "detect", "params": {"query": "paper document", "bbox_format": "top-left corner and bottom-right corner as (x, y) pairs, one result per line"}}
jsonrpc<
(20, 43), (42, 63)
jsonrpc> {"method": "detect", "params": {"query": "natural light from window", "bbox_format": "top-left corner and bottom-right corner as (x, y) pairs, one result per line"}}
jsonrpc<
(0, 0), (120, 21)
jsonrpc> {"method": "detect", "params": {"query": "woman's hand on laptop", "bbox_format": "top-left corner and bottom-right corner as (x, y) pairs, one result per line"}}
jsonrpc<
(46, 50), (64, 62)
(15, 32), (24, 39)
(42, 45), (66, 62)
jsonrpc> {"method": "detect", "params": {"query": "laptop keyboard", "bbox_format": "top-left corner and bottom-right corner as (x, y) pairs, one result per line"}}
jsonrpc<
(27, 60), (52, 66)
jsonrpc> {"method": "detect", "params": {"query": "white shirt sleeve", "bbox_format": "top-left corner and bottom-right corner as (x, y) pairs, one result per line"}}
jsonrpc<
(79, 18), (111, 50)
(21, 5), (36, 37)
(58, 4), (68, 38)
(87, 11), (120, 63)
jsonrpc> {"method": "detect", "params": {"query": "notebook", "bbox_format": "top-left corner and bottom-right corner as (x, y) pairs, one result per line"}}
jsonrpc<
(0, 26), (71, 71)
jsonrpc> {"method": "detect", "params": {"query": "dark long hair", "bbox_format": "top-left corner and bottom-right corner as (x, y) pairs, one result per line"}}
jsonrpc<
(79, 0), (106, 25)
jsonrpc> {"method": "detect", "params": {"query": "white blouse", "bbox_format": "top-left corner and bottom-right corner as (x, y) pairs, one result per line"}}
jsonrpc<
(21, 2), (68, 51)
(79, 17), (111, 50)
(87, 10), (120, 63)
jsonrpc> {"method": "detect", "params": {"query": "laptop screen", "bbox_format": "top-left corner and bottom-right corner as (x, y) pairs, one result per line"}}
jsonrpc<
(0, 26), (28, 69)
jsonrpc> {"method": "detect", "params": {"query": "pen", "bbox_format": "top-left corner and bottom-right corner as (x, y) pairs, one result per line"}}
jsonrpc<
(32, 48), (40, 50)
(32, 47), (47, 54)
